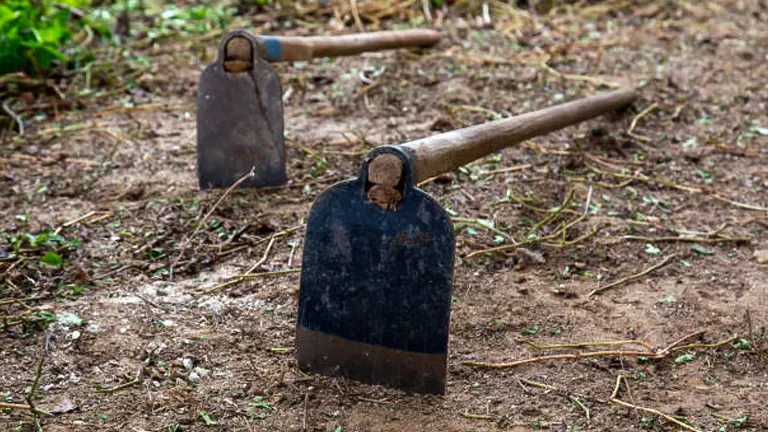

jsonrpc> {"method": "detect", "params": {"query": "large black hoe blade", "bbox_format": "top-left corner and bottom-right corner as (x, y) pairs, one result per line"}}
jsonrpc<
(296, 146), (455, 395)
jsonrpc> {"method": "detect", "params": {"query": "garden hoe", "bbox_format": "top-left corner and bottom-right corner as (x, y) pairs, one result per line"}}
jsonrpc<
(296, 87), (639, 395)
(196, 28), (442, 190)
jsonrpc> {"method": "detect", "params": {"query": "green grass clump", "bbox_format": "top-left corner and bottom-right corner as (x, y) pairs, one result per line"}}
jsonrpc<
(0, 0), (109, 77)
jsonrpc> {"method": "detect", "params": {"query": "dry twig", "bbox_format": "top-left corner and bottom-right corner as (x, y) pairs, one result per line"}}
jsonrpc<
(170, 167), (255, 280)
(463, 334), (738, 370)
(96, 369), (142, 393)
(611, 375), (702, 432)
(587, 253), (678, 298)
(627, 102), (657, 142)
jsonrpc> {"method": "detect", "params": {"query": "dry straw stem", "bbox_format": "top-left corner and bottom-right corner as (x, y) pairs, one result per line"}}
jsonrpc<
(622, 235), (750, 244)
(25, 358), (49, 418)
(667, 336), (739, 354)
(239, 268), (301, 279)
(94, 102), (193, 117)
(2, 100), (24, 136)
(464, 349), (662, 369)
(587, 253), (678, 298)
(459, 412), (494, 420)
(484, 164), (532, 176)
(503, 192), (580, 216)
(349, 0), (364, 32)
(627, 102), (658, 142)
(589, 165), (768, 212)
(518, 378), (592, 420)
(194, 225), (304, 296)
(1, 258), (26, 278)
(570, 395), (590, 420)
(53, 210), (105, 235)
(96, 369), (142, 394)
(196, 269), (300, 296)
(452, 217), (516, 242)
(611, 375), (701, 432)
(170, 167), (255, 280)
(0, 295), (44, 307)
(468, 187), (593, 257)
(539, 56), (622, 88)
(0, 402), (50, 416)
(12, 122), (104, 144)
(523, 339), (654, 352)
(462, 333), (739, 370)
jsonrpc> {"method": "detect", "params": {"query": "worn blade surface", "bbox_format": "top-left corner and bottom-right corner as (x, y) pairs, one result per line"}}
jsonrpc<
(196, 54), (285, 189)
(297, 175), (454, 394)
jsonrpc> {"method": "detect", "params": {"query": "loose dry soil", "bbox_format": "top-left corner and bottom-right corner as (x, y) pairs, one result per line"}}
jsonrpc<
(1, 1), (767, 431)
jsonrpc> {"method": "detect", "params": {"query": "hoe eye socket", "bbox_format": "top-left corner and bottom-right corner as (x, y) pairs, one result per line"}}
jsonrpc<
(225, 37), (252, 61)
(223, 36), (253, 72)
(365, 153), (407, 211)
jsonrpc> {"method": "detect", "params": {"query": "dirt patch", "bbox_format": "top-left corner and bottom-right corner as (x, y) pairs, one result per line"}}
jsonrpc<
(2, 1), (767, 431)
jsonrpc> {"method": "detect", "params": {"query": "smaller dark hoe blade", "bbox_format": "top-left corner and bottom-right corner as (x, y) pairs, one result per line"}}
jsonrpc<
(197, 29), (286, 189)
(296, 146), (455, 395)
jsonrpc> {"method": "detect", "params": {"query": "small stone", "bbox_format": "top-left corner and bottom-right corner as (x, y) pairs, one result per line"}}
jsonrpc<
(70, 330), (81, 340)
(754, 250), (768, 264)
(188, 372), (200, 383)
(182, 357), (195, 370)
(193, 367), (210, 379)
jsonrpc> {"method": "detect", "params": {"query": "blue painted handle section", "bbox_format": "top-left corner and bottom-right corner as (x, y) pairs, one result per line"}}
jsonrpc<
(260, 36), (283, 62)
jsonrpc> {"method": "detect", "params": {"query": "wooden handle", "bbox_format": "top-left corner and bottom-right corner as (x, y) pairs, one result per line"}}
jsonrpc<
(369, 88), (638, 188)
(260, 29), (441, 62)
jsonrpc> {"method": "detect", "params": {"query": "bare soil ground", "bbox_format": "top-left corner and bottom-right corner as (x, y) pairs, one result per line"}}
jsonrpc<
(2, 1), (767, 431)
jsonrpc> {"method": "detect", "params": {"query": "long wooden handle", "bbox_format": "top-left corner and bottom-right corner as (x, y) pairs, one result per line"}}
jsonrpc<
(369, 88), (638, 188)
(258, 29), (441, 62)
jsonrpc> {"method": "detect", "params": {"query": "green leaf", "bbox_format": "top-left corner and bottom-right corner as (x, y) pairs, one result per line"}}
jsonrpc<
(751, 126), (768, 136)
(36, 311), (57, 324)
(40, 251), (64, 268)
(691, 244), (714, 255)
(200, 412), (217, 425)
(731, 415), (749, 425)
(645, 244), (660, 255)
(58, 312), (85, 326)
(675, 353), (695, 363)
(659, 295), (677, 303)
(248, 401), (275, 412)
(477, 219), (494, 229)
(696, 170), (713, 181)
(521, 326), (538, 335)
(732, 339), (751, 350)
